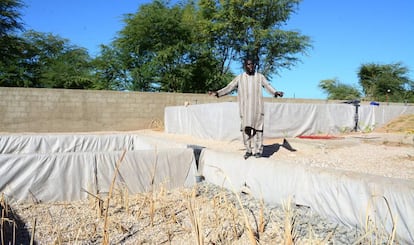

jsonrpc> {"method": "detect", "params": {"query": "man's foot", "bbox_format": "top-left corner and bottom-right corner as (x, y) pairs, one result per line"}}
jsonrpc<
(254, 153), (262, 158)
(244, 152), (252, 159)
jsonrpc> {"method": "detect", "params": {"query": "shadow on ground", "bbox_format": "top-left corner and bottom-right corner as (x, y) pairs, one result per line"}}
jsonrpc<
(262, 139), (297, 158)
(1, 202), (32, 244)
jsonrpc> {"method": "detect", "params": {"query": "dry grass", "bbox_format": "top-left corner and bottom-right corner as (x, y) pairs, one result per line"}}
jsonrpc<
(1, 153), (404, 244)
(357, 195), (397, 245)
(1, 194), (15, 245)
(148, 118), (164, 131)
(282, 197), (297, 245)
(102, 149), (126, 244)
(1, 182), (403, 244)
(186, 187), (204, 245)
(2, 123), (411, 244)
(374, 114), (414, 134)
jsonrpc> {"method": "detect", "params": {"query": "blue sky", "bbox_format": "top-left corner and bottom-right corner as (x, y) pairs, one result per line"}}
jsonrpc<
(21, 0), (414, 99)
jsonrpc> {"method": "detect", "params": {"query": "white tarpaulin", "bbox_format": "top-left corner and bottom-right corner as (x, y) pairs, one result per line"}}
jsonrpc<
(199, 149), (414, 244)
(0, 134), (197, 202)
(0, 133), (188, 154)
(165, 102), (414, 140)
(95, 149), (196, 194)
(0, 152), (96, 202)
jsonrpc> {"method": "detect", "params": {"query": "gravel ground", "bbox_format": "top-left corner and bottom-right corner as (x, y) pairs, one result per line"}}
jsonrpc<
(2, 126), (413, 244)
(5, 181), (367, 244)
(139, 129), (414, 180)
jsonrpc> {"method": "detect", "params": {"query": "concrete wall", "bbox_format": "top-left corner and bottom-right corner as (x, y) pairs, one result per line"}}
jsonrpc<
(0, 87), (341, 133)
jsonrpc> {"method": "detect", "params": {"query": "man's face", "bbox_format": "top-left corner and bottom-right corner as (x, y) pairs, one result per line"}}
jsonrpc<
(245, 61), (255, 75)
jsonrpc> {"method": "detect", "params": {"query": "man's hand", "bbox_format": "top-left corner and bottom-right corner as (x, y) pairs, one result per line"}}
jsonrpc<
(275, 91), (284, 98)
(208, 91), (218, 97)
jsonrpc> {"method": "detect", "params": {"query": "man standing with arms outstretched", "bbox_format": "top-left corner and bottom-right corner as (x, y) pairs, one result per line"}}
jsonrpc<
(210, 59), (284, 159)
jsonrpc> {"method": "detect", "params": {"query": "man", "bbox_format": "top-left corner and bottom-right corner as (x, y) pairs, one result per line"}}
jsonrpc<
(209, 59), (284, 159)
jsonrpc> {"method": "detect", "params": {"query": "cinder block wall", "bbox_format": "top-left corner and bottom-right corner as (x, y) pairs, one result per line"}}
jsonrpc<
(0, 87), (328, 133)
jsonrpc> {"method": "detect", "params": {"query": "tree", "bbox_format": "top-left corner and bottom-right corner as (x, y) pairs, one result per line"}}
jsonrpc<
(1, 0), (95, 89)
(318, 78), (361, 100)
(110, 0), (309, 93)
(198, 0), (311, 77)
(0, 0), (28, 86)
(113, 0), (230, 92)
(91, 44), (130, 90)
(358, 63), (413, 102)
(21, 31), (95, 89)
(0, 0), (24, 36)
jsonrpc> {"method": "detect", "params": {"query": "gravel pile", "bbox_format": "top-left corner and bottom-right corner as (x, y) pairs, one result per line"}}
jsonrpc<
(4, 181), (391, 244)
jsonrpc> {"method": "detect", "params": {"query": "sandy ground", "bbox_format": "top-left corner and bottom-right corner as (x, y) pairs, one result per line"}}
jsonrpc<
(138, 128), (414, 180)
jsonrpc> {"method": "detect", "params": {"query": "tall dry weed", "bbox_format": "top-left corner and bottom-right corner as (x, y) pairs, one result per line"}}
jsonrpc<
(102, 149), (127, 245)
(282, 197), (297, 245)
(211, 166), (258, 244)
(354, 195), (397, 245)
(186, 187), (204, 245)
(258, 198), (266, 233)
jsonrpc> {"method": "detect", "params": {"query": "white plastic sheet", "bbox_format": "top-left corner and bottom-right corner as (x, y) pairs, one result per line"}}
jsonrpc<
(199, 149), (414, 244)
(0, 134), (197, 202)
(0, 133), (188, 154)
(165, 102), (414, 140)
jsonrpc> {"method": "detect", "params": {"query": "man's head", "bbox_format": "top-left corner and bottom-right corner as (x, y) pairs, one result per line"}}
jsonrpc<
(244, 59), (255, 75)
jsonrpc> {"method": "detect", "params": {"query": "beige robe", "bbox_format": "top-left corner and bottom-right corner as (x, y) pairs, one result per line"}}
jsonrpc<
(217, 72), (277, 132)
(216, 72), (278, 154)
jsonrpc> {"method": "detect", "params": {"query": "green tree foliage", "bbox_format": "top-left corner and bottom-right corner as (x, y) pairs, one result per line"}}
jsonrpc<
(113, 0), (229, 92)
(111, 0), (310, 92)
(91, 44), (130, 90)
(358, 63), (413, 102)
(1, 1), (95, 89)
(0, 0), (28, 86)
(0, 36), (33, 86)
(0, 0), (24, 36)
(17, 31), (95, 89)
(198, 0), (311, 77)
(318, 78), (361, 100)
(2, 0), (310, 93)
